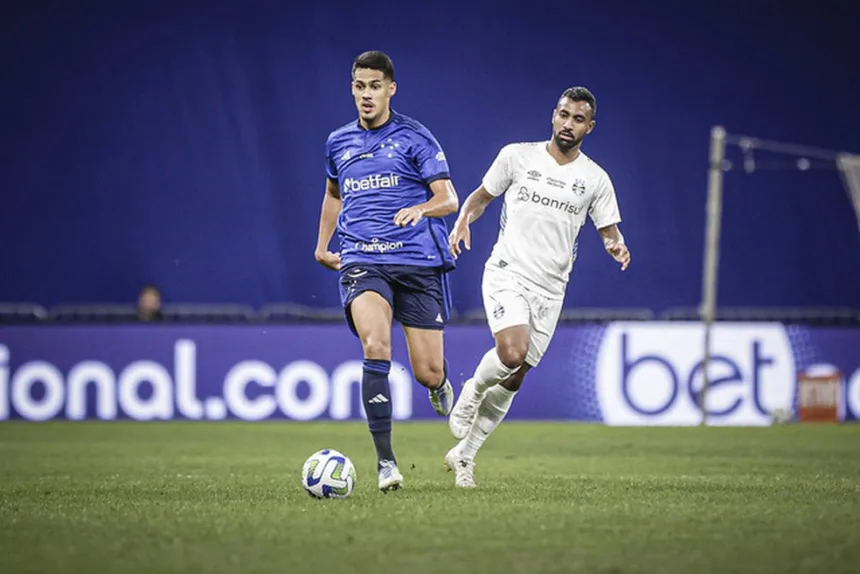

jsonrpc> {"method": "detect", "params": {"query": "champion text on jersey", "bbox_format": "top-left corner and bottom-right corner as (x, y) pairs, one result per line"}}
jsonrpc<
(355, 238), (405, 253)
(342, 173), (400, 194)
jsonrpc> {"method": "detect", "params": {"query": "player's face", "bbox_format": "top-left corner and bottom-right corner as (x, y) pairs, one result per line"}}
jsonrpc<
(551, 98), (595, 152)
(352, 68), (396, 127)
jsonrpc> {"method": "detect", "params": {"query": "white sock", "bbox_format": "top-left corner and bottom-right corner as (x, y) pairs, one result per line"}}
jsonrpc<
(473, 348), (520, 394)
(459, 385), (516, 462)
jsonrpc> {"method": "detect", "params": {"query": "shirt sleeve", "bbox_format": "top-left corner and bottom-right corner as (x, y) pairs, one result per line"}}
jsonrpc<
(589, 171), (622, 229)
(481, 144), (516, 197)
(325, 134), (338, 181)
(413, 128), (451, 184)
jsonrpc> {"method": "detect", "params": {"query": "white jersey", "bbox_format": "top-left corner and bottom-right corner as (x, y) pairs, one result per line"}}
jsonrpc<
(481, 141), (621, 299)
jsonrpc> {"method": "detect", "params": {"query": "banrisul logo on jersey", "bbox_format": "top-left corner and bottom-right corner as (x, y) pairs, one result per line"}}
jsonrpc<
(595, 322), (796, 426)
(342, 174), (399, 194)
(517, 186), (585, 215)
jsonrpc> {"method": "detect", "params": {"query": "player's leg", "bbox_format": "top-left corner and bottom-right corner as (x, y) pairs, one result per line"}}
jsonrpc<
(391, 266), (454, 416)
(475, 324), (530, 392)
(444, 362), (532, 488)
(446, 295), (563, 487)
(448, 324), (530, 435)
(401, 326), (454, 415)
(339, 267), (403, 491)
(449, 265), (531, 439)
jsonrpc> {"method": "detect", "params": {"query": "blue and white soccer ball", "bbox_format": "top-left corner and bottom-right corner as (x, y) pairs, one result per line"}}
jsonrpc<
(301, 449), (357, 499)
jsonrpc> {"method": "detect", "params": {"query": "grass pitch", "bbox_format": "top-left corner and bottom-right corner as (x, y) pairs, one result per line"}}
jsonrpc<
(1, 421), (858, 574)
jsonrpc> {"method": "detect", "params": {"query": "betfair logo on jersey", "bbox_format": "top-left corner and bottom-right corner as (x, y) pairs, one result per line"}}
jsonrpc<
(342, 174), (400, 194)
(521, 189), (585, 215)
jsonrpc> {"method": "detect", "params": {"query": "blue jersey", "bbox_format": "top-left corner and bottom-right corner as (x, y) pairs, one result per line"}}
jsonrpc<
(325, 110), (455, 271)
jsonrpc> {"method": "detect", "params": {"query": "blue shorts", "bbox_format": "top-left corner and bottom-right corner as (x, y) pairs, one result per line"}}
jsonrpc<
(338, 263), (452, 336)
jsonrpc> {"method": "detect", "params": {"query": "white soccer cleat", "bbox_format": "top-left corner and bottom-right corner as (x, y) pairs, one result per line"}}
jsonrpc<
(429, 378), (455, 416)
(377, 459), (404, 492)
(444, 444), (476, 488)
(448, 378), (484, 439)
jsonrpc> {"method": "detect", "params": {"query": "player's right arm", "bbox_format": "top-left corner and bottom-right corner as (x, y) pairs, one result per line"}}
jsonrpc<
(448, 187), (496, 259)
(448, 144), (515, 259)
(314, 177), (342, 271)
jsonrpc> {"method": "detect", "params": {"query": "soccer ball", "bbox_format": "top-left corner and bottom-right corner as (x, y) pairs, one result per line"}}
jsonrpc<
(301, 449), (357, 499)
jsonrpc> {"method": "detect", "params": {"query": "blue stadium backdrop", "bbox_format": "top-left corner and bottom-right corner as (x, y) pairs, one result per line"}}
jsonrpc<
(2, 0), (859, 313)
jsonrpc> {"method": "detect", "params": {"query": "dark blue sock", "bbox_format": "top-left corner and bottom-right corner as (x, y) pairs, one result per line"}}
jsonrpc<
(443, 357), (450, 384)
(362, 359), (395, 463)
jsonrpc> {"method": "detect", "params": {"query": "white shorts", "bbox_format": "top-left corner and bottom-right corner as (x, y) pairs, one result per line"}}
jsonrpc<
(481, 263), (564, 367)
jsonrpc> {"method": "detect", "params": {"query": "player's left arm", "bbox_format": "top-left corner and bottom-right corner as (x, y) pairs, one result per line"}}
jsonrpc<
(394, 178), (459, 227)
(591, 173), (631, 271)
(394, 129), (459, 227)
(598, 224), (630, 271)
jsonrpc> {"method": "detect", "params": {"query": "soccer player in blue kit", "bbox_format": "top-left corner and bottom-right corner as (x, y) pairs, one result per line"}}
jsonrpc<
(314, 51), (460, 492)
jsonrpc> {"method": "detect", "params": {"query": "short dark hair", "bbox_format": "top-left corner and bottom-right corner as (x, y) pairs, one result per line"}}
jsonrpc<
(352, 51), (395, 81)
(560, 86), (596, 118)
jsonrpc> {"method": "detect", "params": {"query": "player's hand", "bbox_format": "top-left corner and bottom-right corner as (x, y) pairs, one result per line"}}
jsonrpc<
(315, 249), (341, 271)
(448, 221), (471, 259)
(394, 206), (425, 227)
(606, 242), (631, 271)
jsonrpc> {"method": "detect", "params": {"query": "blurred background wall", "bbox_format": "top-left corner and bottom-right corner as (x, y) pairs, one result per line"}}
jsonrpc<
(2, 0), (859, 315)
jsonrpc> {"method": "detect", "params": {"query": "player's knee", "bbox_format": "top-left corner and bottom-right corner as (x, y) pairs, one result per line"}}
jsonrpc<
(496, 340), (528, 370)
(413, 361), (445, 389)
(361, 336), (391, 361)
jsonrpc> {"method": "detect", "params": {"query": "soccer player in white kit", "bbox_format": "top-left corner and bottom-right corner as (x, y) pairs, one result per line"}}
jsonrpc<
(444, 87), (631, 488)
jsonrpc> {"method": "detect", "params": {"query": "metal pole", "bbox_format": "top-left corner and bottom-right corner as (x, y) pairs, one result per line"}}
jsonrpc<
(700, 126), (726, 426)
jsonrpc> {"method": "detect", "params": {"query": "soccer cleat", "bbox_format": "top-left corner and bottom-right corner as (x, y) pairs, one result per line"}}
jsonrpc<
(448, 378), (484, 439)
(429, 378), (455, 416)
(444, 444), (476, 488)
(377, 459), (404, 492)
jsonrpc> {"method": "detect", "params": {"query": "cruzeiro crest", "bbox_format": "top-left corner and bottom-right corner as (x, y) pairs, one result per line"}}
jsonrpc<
(571, 178), (586, 196)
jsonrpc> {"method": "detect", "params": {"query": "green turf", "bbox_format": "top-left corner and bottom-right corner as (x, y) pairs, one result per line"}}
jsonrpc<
(1, 422), (858, 574)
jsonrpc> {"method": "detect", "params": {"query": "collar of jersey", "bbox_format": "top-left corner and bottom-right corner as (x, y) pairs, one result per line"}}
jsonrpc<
(356, 109), (397, 131)
(543, 140), (586, 167)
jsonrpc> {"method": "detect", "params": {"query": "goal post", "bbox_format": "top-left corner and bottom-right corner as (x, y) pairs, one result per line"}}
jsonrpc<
(698, 126), (860, 426)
